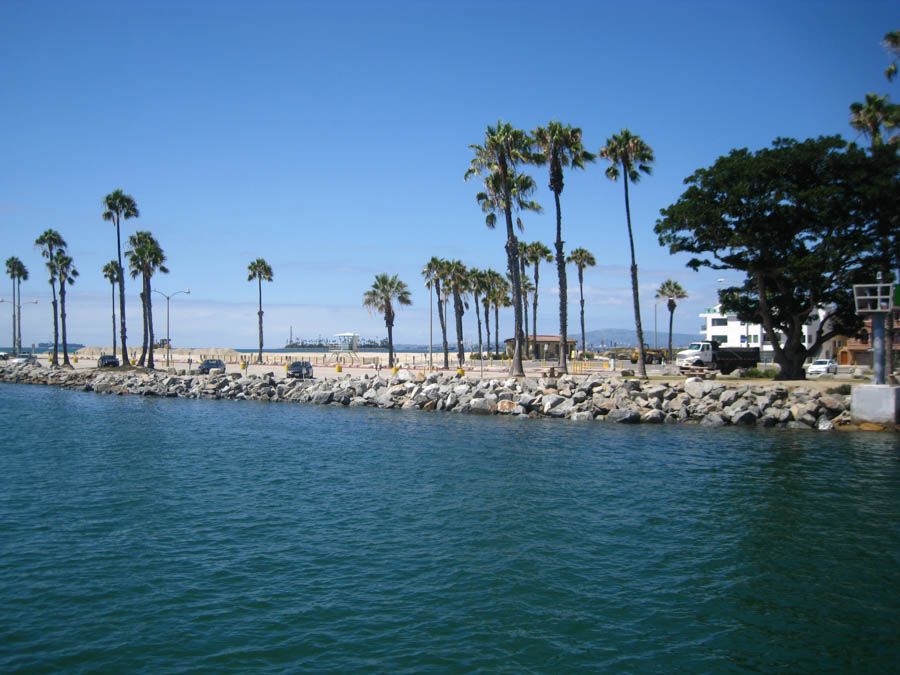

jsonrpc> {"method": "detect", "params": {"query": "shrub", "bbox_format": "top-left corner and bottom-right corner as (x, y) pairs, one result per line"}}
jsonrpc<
(826, 383), (852, 396)
(740, 368), (778, 379)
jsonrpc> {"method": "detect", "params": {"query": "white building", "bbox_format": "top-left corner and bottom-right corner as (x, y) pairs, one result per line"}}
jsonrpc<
(699, 305), (835, 364)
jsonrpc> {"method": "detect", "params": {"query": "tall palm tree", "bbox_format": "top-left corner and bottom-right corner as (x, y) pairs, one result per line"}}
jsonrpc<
(102, 190), (139, 365)
(600, 129), (655, 378)
(566, 247), (596, 355)
(532, 121), (595, 372)
(465, 120), (542, 376)
(5, 257), (19, 352)
(481, 269), (500, 356)
(102, 261), (120, 357)
(53, 249), (78, 368)
(526, 240), (553, 359)
(849, 93), (899, 146)
(655, 279), (688, 361)
(445, 259), (469, 366)
(469, 267), (488, 360)
(363, 273), (411, 368)
(247, 258), (273, 364)
(884, 29), (900, 81)
(126, 231), (168, 368)
(14, 260), (27, 354)
(520, 274), (535, 357)
(423, 256), (450, 369)
(35, 229), (67, 367)
(491, 276), (511, 358)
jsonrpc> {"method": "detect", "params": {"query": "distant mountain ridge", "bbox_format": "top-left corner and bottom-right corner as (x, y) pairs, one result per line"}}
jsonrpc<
(583, 328), (702, 350)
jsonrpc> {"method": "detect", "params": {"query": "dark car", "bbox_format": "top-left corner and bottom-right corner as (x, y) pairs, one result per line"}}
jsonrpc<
(97, 355), (119, 368)
(198, 358), (226, 374)
(286, 360), (314, 379)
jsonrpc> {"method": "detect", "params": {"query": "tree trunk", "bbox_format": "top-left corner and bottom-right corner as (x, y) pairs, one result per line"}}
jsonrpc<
(520, 255), (529, 358)
(622, 172), (646, 378)
(138, 285), (148, 367)
(579, 268), (586, 356)
(436, 282), (449, 369)
(50, 278), (59, 367)
(111, 281), (117, 358)
(474, 290), (483, 360)
(10, 277), (16, 354)
(532, 262), (539, 361)
(147, 276), (155, 369)
(483, 301), (491, 356)
(494, 303), (500, 362)
(116, 218), (128, 366)
(385, 307), (394, 368)
(16, 277), (23, 353)
(667, 307), (675, 362)
(506, 237), (525, 376)
(60, 281), (70, 367)
(554, 191), (568, 373)
(453, 287), (465, 366)
(257, 276), (263, 363)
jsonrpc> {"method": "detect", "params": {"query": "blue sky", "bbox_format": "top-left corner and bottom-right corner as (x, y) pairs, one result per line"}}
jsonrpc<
(1, 0), (896, 349)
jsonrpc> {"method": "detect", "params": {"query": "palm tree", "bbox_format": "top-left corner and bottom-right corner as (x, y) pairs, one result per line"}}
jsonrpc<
(469, 267), (488, 361)
(517, 240), (530, 355)
(600, 129), (655, 378)
(526, 241), (553, 359)
(35, 229), (67, 367)
(423, 256), (450, 369)
(884, 29), (900, 81)
(465, 120), (542, 376)
(566, 247), (596, 355)
(491, 276), (511, 358)
(102, 190), (139, 365)
(5, 257), (19, 352)
(444, 260), (469, 366)
(126, 231), (168, 368)
(849, 93), (899, 146)
(102, 261), (120, 358)
(532, 121), (595, 372)
(655, 279), (688, 361)
(520, 274), (535, 358)
(246, 258), (273, 364)
(363, 273), (412, 368)
(53, 249), (78, 368)
(14, 260), (28, 354)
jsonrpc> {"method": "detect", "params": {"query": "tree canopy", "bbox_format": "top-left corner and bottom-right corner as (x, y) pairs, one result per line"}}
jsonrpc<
(655, 135), (900, 379)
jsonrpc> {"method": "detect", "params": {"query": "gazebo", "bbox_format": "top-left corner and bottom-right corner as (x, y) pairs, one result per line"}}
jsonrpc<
(504, 335), (577, 360)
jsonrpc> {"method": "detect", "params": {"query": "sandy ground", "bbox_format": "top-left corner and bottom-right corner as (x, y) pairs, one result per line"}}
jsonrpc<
(10, 346), (857, 391)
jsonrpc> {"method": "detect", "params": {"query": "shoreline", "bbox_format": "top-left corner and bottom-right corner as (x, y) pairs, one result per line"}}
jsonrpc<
(1, 360), (890, 432)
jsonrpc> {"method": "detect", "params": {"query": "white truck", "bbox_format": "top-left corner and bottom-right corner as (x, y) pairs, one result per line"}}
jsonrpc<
(676, 341), (760, 375)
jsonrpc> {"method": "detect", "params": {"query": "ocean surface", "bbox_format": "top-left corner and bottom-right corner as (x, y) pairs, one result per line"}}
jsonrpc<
(1, 383), (898, 673)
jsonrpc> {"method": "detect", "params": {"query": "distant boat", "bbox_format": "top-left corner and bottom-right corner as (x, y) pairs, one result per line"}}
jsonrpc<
(37, 341), (85, 351)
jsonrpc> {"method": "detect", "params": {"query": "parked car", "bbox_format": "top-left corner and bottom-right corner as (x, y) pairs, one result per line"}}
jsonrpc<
(9, 354), (38, 365)
(286, 360), (314, 379)
(0, 352), (8, 361)
(97, 355), (119, 368)
(807, 358), (837, 376)
(198, 358), (226, 374)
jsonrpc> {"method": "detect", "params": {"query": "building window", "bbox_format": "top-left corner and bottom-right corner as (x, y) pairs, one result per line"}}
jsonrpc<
(712, 335), (728, 343)
(751, 335), (759, 343)
(711, 318), (728, 327)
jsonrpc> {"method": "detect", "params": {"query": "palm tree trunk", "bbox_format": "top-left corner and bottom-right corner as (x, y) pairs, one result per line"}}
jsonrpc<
(116, 218), (128, 366)
(623, 170), (646, 378)
(668, 307), (675, 362)
(520, 255), (529, 358)
(532, 263), (540, 360)
(554, 191), (568, 373)
(16, 277), (23, 353)
(50, 277), (59, 367)
(436, 282), (449, 369)
(60, 282), (70, 367)
(579, 267), (586, 356)
(10, 276), (16, 354)
(473, 290), (483, 360)
(385, 306), (394, 368)
(138, 284), (148, 367)
(483, 302), (491, 357)
(147, 277), (155, 369)
(453, 288), (464, 366)
(110, 281), (117, 358)
(494, 303), (500, 361)
(257, 276), (264, 363)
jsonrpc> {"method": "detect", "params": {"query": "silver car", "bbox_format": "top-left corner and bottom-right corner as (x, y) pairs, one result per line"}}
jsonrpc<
(807, 358), (837, 376)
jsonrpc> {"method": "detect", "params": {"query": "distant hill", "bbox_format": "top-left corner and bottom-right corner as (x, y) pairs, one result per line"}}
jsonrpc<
(583, 328), (701, 350)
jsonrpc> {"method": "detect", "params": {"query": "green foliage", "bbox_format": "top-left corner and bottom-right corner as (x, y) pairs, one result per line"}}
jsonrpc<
(826, 384), (853, 396)
(739, 368), (778, 379)
(655, 136), (900, 380)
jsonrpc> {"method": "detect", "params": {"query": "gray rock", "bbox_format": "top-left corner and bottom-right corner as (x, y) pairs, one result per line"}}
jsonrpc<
(731, 410), (758, 426)
(570, 411), (594, 422)
(547, 399), (575, 418)
(542, 394), (565, 414)
(684, 377), (705, 399)
(468, 398), (496, 415)
(607, 409), (641, 424)
(641, 409), (665, 424)
(700, 413), (727, 427)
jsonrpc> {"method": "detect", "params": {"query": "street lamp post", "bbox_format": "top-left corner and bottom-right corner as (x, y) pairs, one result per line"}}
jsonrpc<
(152, 289), (190, 368)
(1, 298), (37, 354)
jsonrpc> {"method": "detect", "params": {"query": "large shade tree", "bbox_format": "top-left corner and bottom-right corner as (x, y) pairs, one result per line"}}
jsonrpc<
(600, 129), (655, 378)
(422, 256), (450, 369)
(655, 136), (900, 380)
(35, 229), (67, 367)
(525, 241), (553, 359)
(465, 121), (541, 376)
(247, 258), (273, 364)
(102, 261), (120, 358)
(102, 190), (139, 365)
(126, 231), (168, 368)
(655, 279), (688, 361)
(53, 249), (78, 368)
(363, 273), (411, 368)
(566, 247), (596, 355)
(532, 121), (595, 373)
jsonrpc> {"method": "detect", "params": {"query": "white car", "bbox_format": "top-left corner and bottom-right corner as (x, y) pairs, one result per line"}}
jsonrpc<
(807, 358), (837, 376)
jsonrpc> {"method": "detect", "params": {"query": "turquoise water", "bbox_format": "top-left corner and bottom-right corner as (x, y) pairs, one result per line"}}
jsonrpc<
(1, 383), (898, 672)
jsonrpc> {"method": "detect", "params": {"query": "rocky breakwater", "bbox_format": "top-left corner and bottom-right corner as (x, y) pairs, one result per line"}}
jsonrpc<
(1, 361), (864, 431)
